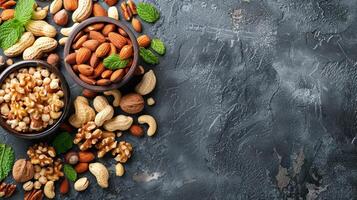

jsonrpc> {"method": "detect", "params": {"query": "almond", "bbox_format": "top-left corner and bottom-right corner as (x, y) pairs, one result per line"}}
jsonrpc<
(82, 89), (97, 98)
(59, 178), (70, 194)
(72, 35), (88, 50)
(93, 62), (106, 78)
(75, 162), (89, 174)
(104, 0), (118, 6)
(131, 18), (142, 33)
(64, 0), (78, 11)
(1, 9), (14, 21)
(109, 43), (117, 55)
(78, 64), (94, 76)
(101, 70), (113, 79)
(85, 23), (105, 32)
(108, 32), (127, 49)
(73, 65), (79, 73)
(74, 31), (85, 43)
(95, 43), (111, 58)
(76, 47), (91, 64)
(89, 31), (106, 43)
(93, 3), (107, 17)
(54, 9), (68, 26)
(97, 79), (111, 86)
(90, 54), (100, 67)
(130, 125), (143, 137)
(102, 24), (116, 36)
(65, 52), (77, 65)
(78, 151), (95, 163)
(119, 45), (133, 60)
(118, 28), (128, 37)
(82, 40), (99, 51)
(137, 35), (151, 48)
(110, 69), (125, 82)
(79, 74), (96, 85)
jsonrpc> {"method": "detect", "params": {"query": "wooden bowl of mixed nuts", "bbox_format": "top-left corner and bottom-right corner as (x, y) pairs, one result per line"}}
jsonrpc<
(64, 17), (139, 92)
(0, 60), (70, 139)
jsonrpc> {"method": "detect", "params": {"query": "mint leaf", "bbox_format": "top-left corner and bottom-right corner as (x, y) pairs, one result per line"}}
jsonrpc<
(15, 0), (35, 25)
(137, 2), (160, 23)
(63, 164), (77, 182)
(139, 47), (159, 64)
(52, 132), (73, 155)
(151, 39), (166, 55)
(0, 20), (24, 49)
(0, 144), (15, 181)
(103, 54), (129, 70)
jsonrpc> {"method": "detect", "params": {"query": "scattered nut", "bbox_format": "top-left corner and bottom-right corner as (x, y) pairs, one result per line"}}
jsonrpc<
(130, 124), (144, 137)
(6, 58), (13, 65)
(65, 151), (79, 165)
(74, 177), (89, 192)
(53, 9), (68, 26)
(138, 115), (157, 137)
(115, 163), (124, 177)
(135, 70), (157, 95)
(89, 162), (109, 188)
(59, 178), (69, 194)
(12, 159), (34, 183)
(23, 181), (34, 191)
(44, 181), (55, 199)
(103, 90), (121, 107)
(47, 53), (60, 67)
(147, 97), (155, 106)
(119, 93), (144, 114)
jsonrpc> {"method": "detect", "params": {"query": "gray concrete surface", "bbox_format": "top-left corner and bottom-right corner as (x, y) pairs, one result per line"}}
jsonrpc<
(1, 0), (357, 199)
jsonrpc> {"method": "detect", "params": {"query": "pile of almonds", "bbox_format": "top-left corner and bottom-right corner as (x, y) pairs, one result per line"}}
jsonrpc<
(65, 23), (134, 86)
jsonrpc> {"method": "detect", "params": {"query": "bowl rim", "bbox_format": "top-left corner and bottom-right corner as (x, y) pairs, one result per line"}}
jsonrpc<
(0, 60), (70, 139)
(64, 16), (139, 92)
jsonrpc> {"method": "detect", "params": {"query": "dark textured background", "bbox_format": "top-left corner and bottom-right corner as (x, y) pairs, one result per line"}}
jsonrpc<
(1, 0), (357, 199)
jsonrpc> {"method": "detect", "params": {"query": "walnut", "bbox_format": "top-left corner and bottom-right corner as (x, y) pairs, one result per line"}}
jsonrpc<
(0, 182), (16, 198)
(33, 159), (64, 187)
(119, 93), (144, 114)
(74, 121), (103, 151)
(96, 132), (117, 158)
(12, 159), (34, 183)
(27, 143), (56, 167)
(112, 141), (133, 163)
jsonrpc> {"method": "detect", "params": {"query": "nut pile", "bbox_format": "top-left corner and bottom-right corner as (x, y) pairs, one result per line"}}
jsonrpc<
(65, 22), (134, 86)
(0, 66), (64, 132)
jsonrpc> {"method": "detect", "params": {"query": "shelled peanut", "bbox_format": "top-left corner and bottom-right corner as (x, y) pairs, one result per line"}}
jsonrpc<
(65, 22), (134, 86)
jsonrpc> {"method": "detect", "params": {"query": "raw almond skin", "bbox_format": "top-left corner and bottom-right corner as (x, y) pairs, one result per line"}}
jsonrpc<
(65, 52), (77, 65)
(110, 69), (125, 82)
(64, 0), (78, 11)
(90, 54), (100, 67)
(118, 28), (128, 37)
(137, 35), (151, 47)
(108, 32), (127, 49)
(72, 35), (88, 49)
(97, 79), (111, 86)
(119, 45), (133, 60)
(59, 178), (70, 194)
(75, 163), (89, 173)
(94, 62), (106, 78)
(131, 18), (142, 33)
(79, 74), (96, 85)
(79, 151), (95, 162)
(76, 47), (92, 64)
(78, 64), (94, 76)
(82, 40), (100, 51)
(102, 24), (116, 36)
(95, 43), (111, 58)
(85, 23), (105, 32)
(109, 43), (117, 55)
(89, 31), (106, 43)
(93, 3), (107, 17)
(101, 70), (113, 79)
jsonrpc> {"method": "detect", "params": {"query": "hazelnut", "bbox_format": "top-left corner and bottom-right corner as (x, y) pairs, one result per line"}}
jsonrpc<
(119, 93), (145, 114)
(47, 53), (60, 67)
(53, 9), (68, 26)
(12, 159), (34, 183)
(65, 151), (79, 165)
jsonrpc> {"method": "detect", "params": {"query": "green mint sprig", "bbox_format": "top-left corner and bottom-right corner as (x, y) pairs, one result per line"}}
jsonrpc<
(137, 2), (160, 23)
(140, 47), (159, 64)
(63, 164), (77, 182)
(103, 54), (129, 70)
(0, 0), (35, 49)
(52, 132), (73, 155)
(150, 39), (166, 55)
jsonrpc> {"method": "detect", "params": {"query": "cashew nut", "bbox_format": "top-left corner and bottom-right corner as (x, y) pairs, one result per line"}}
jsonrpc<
(135, 70), (156, 95)
(60, 23), (79, 36)
(103, 115), (133, 131)
(93, 96), (109, 112)
(74, 177), (89, 192)
(108, 6), (119, 20)
(138, 115), (157, 136)
(115, 163), (125, 177)
(44, 181), (55, 199)
(103, 89), (121, 107)
(89, 163), (109, 188)
(69, 96), (95, 128)
(95, 105), (114, 127)
(59, 37), (68, 46)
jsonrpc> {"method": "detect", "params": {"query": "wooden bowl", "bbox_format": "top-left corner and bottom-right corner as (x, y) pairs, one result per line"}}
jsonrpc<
(63, 17), (139, 92)
(0, 60), (70, 139)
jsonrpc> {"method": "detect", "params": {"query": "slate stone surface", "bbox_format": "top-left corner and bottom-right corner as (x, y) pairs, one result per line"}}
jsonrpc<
(1, 0), (357, 199)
